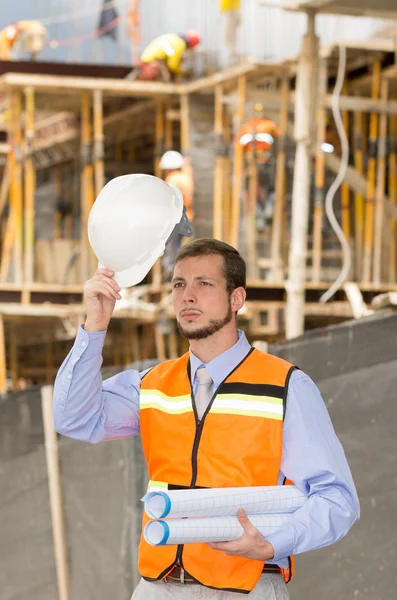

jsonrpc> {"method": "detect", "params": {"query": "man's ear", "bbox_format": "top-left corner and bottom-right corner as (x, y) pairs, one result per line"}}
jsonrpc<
(230, 287), (246, 312)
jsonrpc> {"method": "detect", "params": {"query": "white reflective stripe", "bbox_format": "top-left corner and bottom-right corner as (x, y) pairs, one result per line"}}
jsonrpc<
(140, 393), (192, 413)
(141, 389), (191, 402)
(212, 398), (283, 417)
(216, 393), (283, 406)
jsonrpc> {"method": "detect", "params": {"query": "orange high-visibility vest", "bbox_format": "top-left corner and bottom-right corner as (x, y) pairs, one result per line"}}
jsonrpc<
(139, 347), (296, 593)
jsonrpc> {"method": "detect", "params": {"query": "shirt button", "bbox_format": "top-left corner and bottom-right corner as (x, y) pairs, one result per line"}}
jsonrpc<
(81, 341), (87, 347)
(67, 374), (72, 380)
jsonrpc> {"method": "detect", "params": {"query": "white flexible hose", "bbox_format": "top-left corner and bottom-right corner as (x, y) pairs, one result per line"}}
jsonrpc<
(319, 44), (352, 303)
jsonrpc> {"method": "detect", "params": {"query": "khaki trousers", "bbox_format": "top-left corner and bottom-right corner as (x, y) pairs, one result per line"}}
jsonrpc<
(131, 573), (290, 599)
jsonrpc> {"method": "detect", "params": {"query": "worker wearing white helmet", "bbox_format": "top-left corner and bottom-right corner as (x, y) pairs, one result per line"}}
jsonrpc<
(159, 151), (194, 280)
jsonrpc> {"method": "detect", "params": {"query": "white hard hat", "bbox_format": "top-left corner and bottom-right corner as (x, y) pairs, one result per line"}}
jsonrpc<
(160, 150), (185, 170)
(88, 174), (193, 288)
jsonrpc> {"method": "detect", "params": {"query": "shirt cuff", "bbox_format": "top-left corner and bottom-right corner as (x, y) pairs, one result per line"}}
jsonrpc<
(74, 324), (106, 358)
(265, 522), (295, 563)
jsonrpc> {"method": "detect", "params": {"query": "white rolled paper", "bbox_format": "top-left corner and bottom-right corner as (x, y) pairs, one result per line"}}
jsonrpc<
(144, 514), (289, 546)
(144, 485), (306, 519)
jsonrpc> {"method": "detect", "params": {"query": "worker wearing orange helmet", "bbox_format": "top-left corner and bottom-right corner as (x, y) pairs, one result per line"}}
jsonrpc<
(238, 117), (279, 164)
(137, 30), (201, 81)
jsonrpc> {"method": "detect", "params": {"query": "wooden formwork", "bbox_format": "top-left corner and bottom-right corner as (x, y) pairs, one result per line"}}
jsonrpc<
(1, 45), (397, 390)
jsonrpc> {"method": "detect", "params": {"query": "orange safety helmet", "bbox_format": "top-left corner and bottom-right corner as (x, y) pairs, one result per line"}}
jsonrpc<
(238, 118), (279, 163)
(185, 29), (201, 49)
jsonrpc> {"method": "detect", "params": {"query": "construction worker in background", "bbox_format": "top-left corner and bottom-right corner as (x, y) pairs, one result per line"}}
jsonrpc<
(160, 150), (195, 279)
(136, 30), (201, 81)
(239, 116), (279, 231)
(0, 20), (47, 61)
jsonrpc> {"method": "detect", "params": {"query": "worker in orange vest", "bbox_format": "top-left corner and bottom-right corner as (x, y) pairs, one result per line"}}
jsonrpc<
(53, 231), (359, 597)
(0, 20), (46, 60)
(160, 150), (194, 279)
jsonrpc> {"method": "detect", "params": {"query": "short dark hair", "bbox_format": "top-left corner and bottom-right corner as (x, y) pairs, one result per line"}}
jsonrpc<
(175, 238), (246, 293)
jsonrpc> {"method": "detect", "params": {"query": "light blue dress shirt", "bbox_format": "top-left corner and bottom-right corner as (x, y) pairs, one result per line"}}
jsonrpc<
(53, 326), (359, 567)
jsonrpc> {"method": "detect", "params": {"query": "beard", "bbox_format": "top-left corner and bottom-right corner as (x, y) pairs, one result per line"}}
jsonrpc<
(177, 301), (233, 340)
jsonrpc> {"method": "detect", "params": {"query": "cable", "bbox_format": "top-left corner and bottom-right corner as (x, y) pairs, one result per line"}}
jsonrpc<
(319, 43), (351, 304)
(47, 15), (121, 48)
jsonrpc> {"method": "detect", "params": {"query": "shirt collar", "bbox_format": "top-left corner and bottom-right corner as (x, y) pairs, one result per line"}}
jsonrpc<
(189, 329), (252, 389)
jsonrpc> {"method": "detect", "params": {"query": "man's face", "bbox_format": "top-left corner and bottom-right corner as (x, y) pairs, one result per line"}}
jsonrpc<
(172, 254), (239, 340)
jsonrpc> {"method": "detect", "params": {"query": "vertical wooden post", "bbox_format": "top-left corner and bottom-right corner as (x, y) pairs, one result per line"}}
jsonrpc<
(115, 142), (123, 176)
(271, 77), (290, 282)
(24, 86), (36, 285)
(230, 75), (246, 248)
(311, 60), (327, 284)
(373, 79), (389, 285)
(388, 103), (397, 283)
(93, 89), (105, 198)
(54, 167), (63, 239)
(64, 167), (73, 239)
(14, 91), (23, 284)
(0, 314), (7, 395)
(165, 105), (173, 150)
(353, 98), (364, 280)
(41, 385), (71, 600)
(45, 333), (54, 384)
(11, 91), (23, 283)
(0, 93), (16, 282)
(213, 84), (224, 240)
(362, 60), (381, 283)
(80, 92), (94, 281)
(9, 323), (18, 391)
(247, 156), (258, 279)
(223, 107), (232, 242)
(180, 94), (190, 156)
(341, 85), (351, 260)
(286, 11), (319, 339)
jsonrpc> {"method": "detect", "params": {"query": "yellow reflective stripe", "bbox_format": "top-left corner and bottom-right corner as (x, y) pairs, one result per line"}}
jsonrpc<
(140, 389), (191, 402)
(148, 480), (168, 491)
(216, 393), (283, 406)
(140, 391), (193, 414)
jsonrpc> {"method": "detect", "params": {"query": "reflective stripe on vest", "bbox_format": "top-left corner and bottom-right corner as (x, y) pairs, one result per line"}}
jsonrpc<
(138, 348), (296, 592)
(140, 390), (284, 420)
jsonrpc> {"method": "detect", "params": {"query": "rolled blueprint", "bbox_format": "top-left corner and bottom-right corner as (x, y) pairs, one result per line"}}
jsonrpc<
(144, 514), (289, 546)
(144, 485), (306, 519)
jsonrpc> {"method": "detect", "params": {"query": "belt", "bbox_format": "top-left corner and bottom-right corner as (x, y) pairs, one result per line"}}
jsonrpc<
(163, 563), (282, 585)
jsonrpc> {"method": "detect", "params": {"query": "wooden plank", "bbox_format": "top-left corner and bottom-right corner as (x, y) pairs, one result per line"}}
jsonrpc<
(93, 89), (105, 198)
(362, 60), (381, 283)
(271, 77), (289, 283)
(353, 97), (364, 280)
(389, 102), (397, 284)
(247, 156), (258, 279)
(373, 80), (389, 284)
(0, 313), (6, 395)
(24, 87), (36, 285)
(0, 72), (181, 96)
(41, 385), (71, 600)
(213, 84), (224, 240)
(230, 75), (246, 248)
(311, 60), (327, 284)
